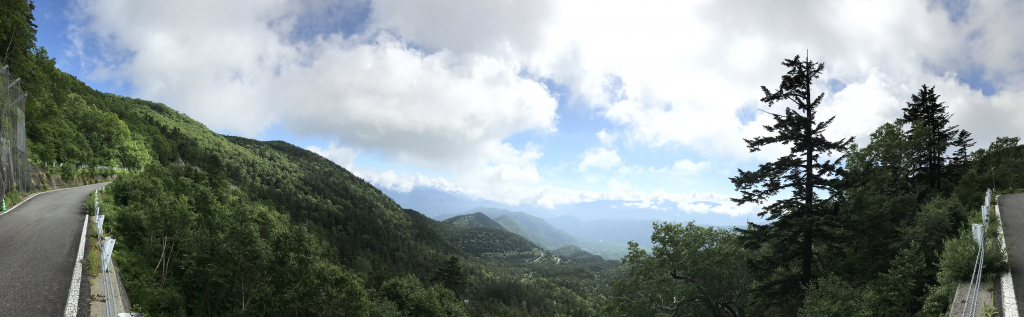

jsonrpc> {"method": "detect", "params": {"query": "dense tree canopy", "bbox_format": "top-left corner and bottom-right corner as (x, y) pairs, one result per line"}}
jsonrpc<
(0, 0), (36, 70)
(608, 222), (751, 316)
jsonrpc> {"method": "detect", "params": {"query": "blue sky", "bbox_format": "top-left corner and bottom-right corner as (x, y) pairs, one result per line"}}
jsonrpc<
(32, 0), (1024, 217)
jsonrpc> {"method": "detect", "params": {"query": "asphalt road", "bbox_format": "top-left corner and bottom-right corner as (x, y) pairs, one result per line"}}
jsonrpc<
(1000, 193), (1024, 316)
(0, 183), (108, 316)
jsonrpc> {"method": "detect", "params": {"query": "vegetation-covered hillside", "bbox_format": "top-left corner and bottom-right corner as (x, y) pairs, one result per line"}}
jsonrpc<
(442, 212), (504, 228)
(472, 207), (578, 249)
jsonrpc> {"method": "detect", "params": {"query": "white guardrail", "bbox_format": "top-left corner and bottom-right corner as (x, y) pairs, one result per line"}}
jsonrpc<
(93, 187), (142, 317)
(961, 189), (993, 317)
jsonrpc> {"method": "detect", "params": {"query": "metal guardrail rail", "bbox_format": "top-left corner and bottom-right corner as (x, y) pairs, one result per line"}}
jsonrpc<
(961, 189), (993, 317)
(95, 187), (142, 317)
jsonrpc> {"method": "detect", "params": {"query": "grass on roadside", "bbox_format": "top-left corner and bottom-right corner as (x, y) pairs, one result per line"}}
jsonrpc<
(4, 189), (22, 210)
(87, 218), (101, 279)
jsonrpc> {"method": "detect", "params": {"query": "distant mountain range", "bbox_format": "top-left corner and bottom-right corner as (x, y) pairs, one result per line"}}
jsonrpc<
(442, 209), (575, 249)
(441, 210), (629, 260)
(384, 186), (766, 260)
(544, 215), (656, 247)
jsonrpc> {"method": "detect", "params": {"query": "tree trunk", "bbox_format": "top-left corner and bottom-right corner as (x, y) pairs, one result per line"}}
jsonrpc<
(802, 229), (812, 286)
(802, 62), (815, 287)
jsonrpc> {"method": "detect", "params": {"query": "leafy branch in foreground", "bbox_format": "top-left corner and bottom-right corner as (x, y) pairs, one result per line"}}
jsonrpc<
(608, 222), (750, 317)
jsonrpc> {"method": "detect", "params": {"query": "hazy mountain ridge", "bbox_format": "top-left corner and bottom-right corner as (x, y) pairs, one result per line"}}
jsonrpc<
(544, 215), (657, 247)
(442, 212), (504, 228)
(550, 245), (605, 263)
(493, 215), (536, 242)
(468, 207), (578, 249)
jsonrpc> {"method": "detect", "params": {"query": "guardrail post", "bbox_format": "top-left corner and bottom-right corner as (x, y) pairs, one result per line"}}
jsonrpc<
(97, 215), (105, 242)
(102, 237), (117, 317)
(983, 205), (990, 228)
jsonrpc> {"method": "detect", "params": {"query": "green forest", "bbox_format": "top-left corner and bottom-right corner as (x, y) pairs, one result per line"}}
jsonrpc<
(4, 1), (1024, 316)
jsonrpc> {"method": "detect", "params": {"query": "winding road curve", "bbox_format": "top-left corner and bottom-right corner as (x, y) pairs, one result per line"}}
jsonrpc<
(0, 183), (107, 316)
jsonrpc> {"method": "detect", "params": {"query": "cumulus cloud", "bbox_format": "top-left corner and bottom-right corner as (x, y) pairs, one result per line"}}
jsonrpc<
(596, 128), (618, 145)
(516, 0), (1019, 158)
(606, 178), (633, 192)
(306, 142), (357, 169)
(672, 159), (710, 175)
(354, 168), (459, 193)
(68, 0), (1024, 217)
(578, 147), (621, 171)
(963, 0), (1024, 89)
(71, 0), (558, 173)
(369, 0), (555, 57)
(357, 167), (755, 215)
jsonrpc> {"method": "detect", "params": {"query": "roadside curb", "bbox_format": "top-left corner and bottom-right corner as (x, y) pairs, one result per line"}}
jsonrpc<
(997, 196), (1019, 317)
(64, 213), (89, 317)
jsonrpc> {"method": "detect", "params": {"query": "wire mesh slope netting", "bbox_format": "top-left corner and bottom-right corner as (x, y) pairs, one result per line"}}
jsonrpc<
(1, 65), (31, 195)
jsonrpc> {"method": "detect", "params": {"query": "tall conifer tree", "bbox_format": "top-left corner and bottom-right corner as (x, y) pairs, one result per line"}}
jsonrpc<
(900, 85), (977, 193)
(901, 85), (958, 192)
(731, 55), (853, 305)
(949, 129), (975, 175)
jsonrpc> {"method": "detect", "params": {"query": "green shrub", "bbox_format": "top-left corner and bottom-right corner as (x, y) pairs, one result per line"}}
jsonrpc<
(377, 275), (466, 317)
(799, 276), (877, 317)
(58, 164), (76, 182)
(936, 228), (1007, 285)
(916, 282), (956, 317)
(4, 189), (22, 208)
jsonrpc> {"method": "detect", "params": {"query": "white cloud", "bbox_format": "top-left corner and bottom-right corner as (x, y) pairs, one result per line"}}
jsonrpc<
(357, 167), (755, 215)
(306, 142), (357, 169)
(964, 0), (1024, 89)
(506, 0), (1021, 161)
(354, 169), (459, 193)
(607, 178), (633, 192)
(361, 0), (1024, 214)
(596, 128), (618, 145)
(672, 159), (710, 175)
(370, 0), (555, 57)
(578, 147), (621, 171)
(68, 0), (1024, 219)
(71, 0), (558, 177)
(821, 70), (908, 145)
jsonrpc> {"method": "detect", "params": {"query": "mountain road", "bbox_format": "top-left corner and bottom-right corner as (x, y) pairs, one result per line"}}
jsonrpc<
(0, 183), (108, 316)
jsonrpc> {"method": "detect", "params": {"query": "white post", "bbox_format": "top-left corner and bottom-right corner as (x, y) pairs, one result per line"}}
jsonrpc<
(973, 223), (984, 247)
(103, 235), (117, 317)
(97, 215), (105, 242)
(983, 206), (990, 228)
(101, 237), (116, 272)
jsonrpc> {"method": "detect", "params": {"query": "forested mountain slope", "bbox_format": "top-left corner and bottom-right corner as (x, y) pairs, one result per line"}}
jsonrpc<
(442, 212), (504, 228)
(471, 207), (578, 249)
